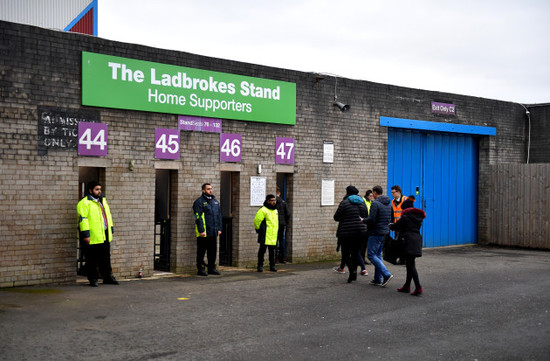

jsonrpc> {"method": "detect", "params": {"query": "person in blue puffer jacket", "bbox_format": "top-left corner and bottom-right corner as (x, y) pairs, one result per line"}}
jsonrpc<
(334, 185), (369, 283)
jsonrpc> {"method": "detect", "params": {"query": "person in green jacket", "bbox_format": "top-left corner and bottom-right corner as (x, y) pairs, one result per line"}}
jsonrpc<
(360, 189), (374, 266)
(77, 181), (118, 287)
(254, 194), (279, 272)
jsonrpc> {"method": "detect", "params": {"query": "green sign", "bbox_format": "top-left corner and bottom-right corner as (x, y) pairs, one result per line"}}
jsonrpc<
(82, 52), (296, 125)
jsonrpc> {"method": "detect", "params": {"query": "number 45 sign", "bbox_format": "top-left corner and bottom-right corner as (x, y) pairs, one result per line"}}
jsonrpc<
(78, 122), (108, 156)
(155, 128), (180, 159)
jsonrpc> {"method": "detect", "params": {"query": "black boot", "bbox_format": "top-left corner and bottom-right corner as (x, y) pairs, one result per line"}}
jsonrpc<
(103, 275), (119, 285)
(197, 265), (208, 276)
(257, 257), (264, 273)
(208, 266), (220, 275)
(347, 271), (357, 283)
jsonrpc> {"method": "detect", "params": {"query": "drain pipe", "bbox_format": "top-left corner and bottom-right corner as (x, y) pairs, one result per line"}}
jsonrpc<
(518, 103), (531, 164)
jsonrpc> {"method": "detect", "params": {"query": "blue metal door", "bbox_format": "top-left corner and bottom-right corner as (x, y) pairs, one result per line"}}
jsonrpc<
(387, 128), (478, 247)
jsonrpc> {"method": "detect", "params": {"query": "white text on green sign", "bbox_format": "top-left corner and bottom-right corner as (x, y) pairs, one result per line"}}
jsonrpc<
(82, 52), (296, 125)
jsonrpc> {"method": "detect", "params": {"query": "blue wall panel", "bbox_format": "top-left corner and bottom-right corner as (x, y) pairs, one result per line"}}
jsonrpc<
(387, 128), (478, 247)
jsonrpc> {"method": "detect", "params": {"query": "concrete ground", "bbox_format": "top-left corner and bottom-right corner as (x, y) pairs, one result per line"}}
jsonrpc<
(0, 246), (549, 361)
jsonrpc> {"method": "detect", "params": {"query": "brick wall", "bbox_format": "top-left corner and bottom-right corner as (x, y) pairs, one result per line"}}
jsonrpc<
(0, 20), (534, 286)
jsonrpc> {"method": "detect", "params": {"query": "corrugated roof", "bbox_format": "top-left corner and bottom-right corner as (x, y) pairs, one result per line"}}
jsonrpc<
(0, 0), (96, 35)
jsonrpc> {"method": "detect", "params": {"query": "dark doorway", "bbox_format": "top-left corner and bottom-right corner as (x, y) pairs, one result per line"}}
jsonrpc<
(276, 173), (293, 262)
(154, 169), (172, 271)
(77, 167), (103, 275)
(219, 171), (239, 266)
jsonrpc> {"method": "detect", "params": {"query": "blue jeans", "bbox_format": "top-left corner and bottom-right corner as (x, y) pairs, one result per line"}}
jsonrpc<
(367, 235), (392, 283)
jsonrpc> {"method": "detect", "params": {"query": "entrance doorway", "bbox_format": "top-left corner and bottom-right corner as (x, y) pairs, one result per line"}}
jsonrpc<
(154, 169), (174, 271)
(219, 171), (239, 266)
(276, 173), (293, 261)
(387, 128), (478, 247)
(77, 167), (104, 275)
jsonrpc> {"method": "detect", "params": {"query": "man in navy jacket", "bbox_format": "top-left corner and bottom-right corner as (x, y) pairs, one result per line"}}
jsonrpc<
(364, 185), (394, 287)
(193, 183), (222, 276)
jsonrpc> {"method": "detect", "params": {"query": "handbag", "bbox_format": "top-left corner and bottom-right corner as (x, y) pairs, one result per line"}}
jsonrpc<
(383, 233), (399, 265)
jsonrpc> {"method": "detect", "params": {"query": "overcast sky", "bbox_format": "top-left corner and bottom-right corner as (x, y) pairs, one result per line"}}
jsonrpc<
(99, 0), (550, 104)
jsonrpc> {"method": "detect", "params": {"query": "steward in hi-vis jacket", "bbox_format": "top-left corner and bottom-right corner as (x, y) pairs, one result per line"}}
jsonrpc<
(254, 194), (279, 273)
(390, 185), (408, 223)
(77, 181), (119, 287)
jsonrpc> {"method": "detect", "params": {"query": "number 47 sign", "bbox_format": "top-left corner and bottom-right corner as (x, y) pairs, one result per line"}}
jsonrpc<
(276, 137), (295, 164)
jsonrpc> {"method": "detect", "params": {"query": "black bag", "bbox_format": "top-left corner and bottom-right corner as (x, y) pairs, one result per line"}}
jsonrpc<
(383, 233), (399, 265)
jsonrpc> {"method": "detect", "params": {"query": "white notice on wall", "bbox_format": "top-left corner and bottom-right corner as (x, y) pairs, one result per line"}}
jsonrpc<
(321, 179), (335, 206)
(250, 176), (266, 206)
(323, 142), (334, 163)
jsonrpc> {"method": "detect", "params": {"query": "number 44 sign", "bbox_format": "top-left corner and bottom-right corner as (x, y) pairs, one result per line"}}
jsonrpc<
(155, 128), (180, 159)
(78, 122), (108, 156)
(276, 137), (295, 164)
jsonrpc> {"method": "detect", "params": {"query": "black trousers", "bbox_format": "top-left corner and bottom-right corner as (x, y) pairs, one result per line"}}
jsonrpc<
(404, 255), (421, 289)
(360, 236), (369, 263)
(339, 237), (362, 274)
(276, 225), (287, 260)
(258, 243), (276, 268)
(196, 236), (217, 269)
(85, 239), (113, 281)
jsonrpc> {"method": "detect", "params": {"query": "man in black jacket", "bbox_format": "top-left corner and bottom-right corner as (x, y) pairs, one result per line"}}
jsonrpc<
(364, 185), (394, 287)
(193, 183), (222, 276)
(275, 186), (291, 264)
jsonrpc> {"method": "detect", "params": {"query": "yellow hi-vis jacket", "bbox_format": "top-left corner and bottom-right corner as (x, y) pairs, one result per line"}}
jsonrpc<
(363, 197), (372, 214)
(77, 195), (114, 245)
(254, 206), (279, 246)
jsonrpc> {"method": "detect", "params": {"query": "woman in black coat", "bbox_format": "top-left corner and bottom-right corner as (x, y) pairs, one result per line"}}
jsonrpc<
(389, 207), (426, 296)
(333, 185), (369, 283)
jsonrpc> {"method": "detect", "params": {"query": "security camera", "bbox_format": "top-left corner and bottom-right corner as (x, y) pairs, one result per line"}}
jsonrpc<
(333, 101), (350, 112)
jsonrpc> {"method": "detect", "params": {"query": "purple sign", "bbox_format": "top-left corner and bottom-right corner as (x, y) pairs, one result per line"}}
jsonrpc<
(220, 133), (241, 162)
(155, 128), (180, 159)
(275, 137), (295, 164)
(431, 102), (456, 116)
(178, 115), (222, 133)
(78, 122), (108, 156)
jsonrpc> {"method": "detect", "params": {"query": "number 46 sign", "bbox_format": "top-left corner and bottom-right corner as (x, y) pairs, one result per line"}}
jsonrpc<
(220, 133), (241, 162)
(78, 122), (108, 156)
